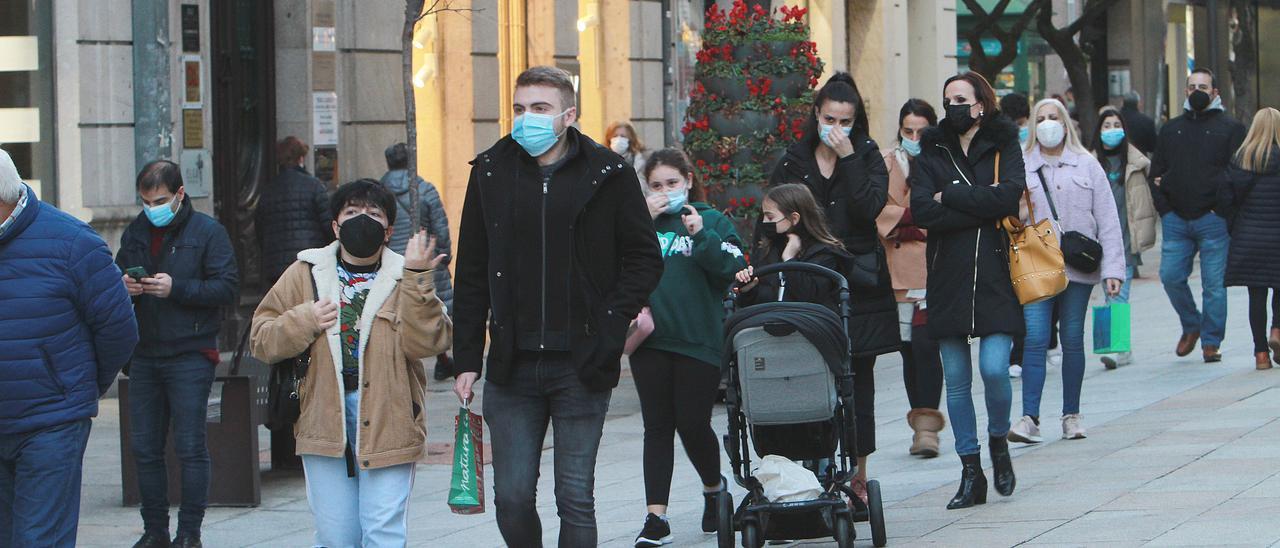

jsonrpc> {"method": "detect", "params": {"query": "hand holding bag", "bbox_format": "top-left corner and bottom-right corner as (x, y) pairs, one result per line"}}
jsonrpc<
(448, 403), (486, 514)
(1036, 168), (1103, 273)
(1000, 155), (1069, 305)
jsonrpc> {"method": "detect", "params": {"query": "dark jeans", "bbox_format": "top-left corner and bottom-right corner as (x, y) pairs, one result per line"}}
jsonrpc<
(901, 323), (943, 410)
(1248, 287), (1280, 353)
(0, 418), (91, 548)
(630, 348), (722, 506)
(483, 352), (612, 548)
(129, 353), (216, 537)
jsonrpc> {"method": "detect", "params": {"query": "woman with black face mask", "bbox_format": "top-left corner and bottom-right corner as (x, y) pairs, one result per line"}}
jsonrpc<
(908, 72), (1026, 510)
(760, 72), (897, 506)
(252, 179), (451, 547)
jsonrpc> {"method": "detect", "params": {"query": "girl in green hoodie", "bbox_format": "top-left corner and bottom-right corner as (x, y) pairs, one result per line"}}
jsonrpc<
(630, 149), (746, 547)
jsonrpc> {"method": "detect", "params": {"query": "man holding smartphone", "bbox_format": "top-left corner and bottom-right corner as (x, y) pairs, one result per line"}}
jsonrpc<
(115, 160), (239, 548)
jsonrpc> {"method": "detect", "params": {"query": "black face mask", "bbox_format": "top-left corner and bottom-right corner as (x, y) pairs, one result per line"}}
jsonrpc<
(760, 221), (788, 245)
(1188, 90), (1212, 112)
(943, 102), (979, 134)
(338, 214), (386, 259)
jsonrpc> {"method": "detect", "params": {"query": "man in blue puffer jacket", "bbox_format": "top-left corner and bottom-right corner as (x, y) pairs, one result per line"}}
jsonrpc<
(0, 148), (139, 547)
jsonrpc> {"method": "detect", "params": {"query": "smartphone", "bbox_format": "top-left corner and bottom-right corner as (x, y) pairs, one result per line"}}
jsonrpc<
(125, 266), (148, 281)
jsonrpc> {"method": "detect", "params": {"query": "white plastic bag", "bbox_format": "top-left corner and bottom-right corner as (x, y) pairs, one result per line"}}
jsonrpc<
(752, 455), (823, 502)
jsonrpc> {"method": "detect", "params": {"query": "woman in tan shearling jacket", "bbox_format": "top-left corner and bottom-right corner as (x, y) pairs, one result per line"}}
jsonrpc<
(252, 180), (451, 548)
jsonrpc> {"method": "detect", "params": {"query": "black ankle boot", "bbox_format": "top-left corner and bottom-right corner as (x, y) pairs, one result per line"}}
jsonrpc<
(989, 435), (1016, 497)
(946, 453), (987, 509)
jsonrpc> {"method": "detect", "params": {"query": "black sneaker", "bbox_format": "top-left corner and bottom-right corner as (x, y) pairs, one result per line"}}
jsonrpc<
(634, 513), (673, 547)
(434, 353), (454, 381)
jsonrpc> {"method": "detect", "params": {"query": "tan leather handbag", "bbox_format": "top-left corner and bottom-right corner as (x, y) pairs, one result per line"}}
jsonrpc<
(997, 154), (1067, 305)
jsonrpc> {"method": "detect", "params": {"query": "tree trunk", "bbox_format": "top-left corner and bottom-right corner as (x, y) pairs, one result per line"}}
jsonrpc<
(403, 1), (425, 234)
(1229, 0), (1257, 121)
(1036, 0), (1120, 149)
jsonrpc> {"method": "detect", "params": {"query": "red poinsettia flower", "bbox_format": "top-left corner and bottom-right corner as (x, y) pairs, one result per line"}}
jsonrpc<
(729, 198), (739, 207)
(720, 164), (731, 174)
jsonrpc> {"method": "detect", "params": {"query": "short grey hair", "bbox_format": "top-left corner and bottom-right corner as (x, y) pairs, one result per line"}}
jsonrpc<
(0, 148), (21, 204)
(1123, 91), (1141, 109)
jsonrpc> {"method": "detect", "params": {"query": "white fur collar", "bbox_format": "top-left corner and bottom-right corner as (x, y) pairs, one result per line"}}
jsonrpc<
(297, 242), (405, 382)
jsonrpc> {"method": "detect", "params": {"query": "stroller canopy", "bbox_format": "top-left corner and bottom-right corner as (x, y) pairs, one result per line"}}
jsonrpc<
(723, 301), (849, 376)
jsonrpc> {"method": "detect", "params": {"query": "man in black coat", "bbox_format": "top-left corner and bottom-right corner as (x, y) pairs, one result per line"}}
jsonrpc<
(256, 136), (332, 286)
(115, 161), (239, 548)
(451, 66), (663, 547)
(1121, 91), (1158, 156)
(1149, 68), (1247, 363)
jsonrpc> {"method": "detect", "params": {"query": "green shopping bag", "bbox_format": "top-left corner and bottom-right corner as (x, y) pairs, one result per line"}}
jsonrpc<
(1093, 302), (1131, 354)
(448, 404), (486, 514)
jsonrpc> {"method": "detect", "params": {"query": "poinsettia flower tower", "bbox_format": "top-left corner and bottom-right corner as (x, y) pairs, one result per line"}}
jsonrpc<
(683, 0), (824, 234)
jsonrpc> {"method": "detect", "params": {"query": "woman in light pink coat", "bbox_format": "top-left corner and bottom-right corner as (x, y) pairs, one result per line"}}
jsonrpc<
(1008, 99), (1125, 444)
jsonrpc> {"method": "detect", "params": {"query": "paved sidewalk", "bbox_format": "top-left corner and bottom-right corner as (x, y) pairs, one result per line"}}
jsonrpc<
(75, 269), (1280, 547)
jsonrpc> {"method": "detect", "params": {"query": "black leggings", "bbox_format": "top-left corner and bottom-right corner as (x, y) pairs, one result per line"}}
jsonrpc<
(850, 355), (877, 458)
(901, 323), (943, 410)
(630, 348), (723, 506)
(1247, 287), (1280, 353)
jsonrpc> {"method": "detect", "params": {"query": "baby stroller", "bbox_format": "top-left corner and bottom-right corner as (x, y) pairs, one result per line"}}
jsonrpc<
(716, 262), (886, 548)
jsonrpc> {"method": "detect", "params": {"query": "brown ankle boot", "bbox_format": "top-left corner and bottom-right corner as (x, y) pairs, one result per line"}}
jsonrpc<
(1270, 328), (1280, 365)
(907, 408), (945, 458)
(1258, 352), (1273, 371)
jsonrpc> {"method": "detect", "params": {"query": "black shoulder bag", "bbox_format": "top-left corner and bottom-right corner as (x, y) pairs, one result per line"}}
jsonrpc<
(1037, 167), (1103, 273)
(233, 269), (320, 431)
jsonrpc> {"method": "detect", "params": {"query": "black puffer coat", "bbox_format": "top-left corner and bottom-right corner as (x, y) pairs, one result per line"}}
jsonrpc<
(765, 134), (900, 357)
(909, 115), (1026, 340)
(1222, 147), (1280, 288)
(256, 166), (332, 284)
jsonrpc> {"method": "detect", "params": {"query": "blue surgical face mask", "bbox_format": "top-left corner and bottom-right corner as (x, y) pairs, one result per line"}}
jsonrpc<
(664, 189), (688, 215)
(901, 137), (922, 157)
(144, 197), (179, 227)
(1018, 125), (1030, 145)
(512, 110), (569, 157)
(1100, 128), (1126, 148)
(819, 123), (853, 144)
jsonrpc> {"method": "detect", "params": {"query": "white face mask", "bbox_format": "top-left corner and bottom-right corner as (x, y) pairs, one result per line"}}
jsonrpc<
(1036, 120), (1066, 149)
(610, 136), (630, 155)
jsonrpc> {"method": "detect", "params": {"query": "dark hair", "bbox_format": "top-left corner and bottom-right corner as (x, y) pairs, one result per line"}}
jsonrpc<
(807, 72), (869, 140)
(136, 160), (183, 194)
(897, 99), (937, 141)
(1189, 67), (1218, 89)
(759, 184), (844, 253)
(329, 178), (397, 226)
(276, 136), (309, 167)
(943, 72), (1000, 126)
(642, 148), (705, 202)
(1092, 107), (1128, 157)
(999, 93), (1030, 122)
(516, 66), (577, 110)
(385, 143), (410, 170)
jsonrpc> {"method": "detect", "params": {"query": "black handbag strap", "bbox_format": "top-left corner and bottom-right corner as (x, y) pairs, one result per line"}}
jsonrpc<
(1035, 167), (1062, 222)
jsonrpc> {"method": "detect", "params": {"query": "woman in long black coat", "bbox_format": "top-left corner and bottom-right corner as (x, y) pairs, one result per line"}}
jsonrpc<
(762, 72), (898, 503)
(1220, 107), (1280, 369)
(908, 72), (1025, 509)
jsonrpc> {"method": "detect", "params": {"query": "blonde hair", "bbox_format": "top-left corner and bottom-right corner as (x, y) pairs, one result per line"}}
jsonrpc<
(1025, 98), (1088, 155)
(1234, 107), (1280, 173)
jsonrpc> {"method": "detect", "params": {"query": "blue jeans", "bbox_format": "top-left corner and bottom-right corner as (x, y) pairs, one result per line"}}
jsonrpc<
(128, 353), (216, 536)
(0, 418), (92, 548)
(483, 352), (612, 548)
(1022, 282), (1094, 417)
(1160, 212), (1230, 346)
(938, 335), (1014, 456)
(301, 391), (415, 548)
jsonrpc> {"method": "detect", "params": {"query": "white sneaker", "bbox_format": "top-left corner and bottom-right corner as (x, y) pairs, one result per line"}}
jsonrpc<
(1062, 414), (1087, 440)
(1048, 348), (1063, 367)
(1101, 352), (1132, 370)
(1009, 364), (1023, 378)
(1008, 415), (1042, 443)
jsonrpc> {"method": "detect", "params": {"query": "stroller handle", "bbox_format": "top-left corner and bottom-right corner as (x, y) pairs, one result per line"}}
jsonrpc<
(732, 262), (850, 293)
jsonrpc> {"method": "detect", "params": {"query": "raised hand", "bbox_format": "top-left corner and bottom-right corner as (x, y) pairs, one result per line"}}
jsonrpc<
(405, 229), (447, 271)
